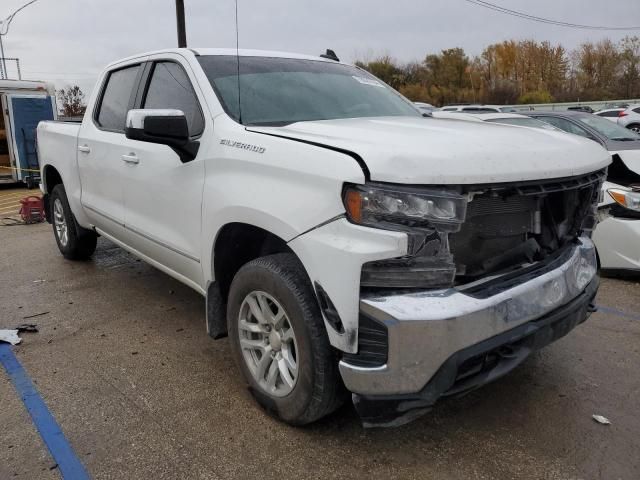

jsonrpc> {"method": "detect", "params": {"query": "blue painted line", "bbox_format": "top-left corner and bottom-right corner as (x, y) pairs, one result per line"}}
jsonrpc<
(0, 343), (90, 479)
(595, 304), (640, 322)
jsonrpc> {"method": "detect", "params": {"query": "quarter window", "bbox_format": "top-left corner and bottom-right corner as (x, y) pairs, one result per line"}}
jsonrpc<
(96, 65), (141, 131)
(143, 62), (204, 137)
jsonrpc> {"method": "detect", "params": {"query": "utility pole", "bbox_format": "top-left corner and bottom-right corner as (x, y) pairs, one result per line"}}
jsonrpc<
(175, 0), (187, 48)
(0, 34), (6, 79)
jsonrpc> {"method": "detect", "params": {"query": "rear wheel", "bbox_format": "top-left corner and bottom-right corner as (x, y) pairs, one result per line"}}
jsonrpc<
(227, 253), (344, 425)
(627, 123), (640, 134)
(51, 184), (97, 260)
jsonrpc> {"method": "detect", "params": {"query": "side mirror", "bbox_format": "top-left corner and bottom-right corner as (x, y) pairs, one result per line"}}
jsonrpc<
(125, 109), (199, 162)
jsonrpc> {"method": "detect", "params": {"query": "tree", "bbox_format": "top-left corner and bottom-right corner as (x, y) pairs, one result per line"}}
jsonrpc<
(354, 55), (405, 89)
(354, 36), (636, 107)
(57, 86), (86, 117)
(518, 90), (553, 104)
(619, 36), (640, 98)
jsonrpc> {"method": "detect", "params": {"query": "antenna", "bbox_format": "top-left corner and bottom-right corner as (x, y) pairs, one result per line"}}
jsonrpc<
(235, 0), (242, 124)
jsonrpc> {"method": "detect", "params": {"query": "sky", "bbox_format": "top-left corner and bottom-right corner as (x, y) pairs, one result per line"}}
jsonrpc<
(2, 0), (640, 96)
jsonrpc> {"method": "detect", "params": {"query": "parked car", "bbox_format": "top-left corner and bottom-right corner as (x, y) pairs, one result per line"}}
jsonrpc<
(529, 111), (640, 272)
(595, 108), (625, 122)
(37, 48), (609, 427)
(433, 111), (561, 131)
(567, 106), (595, 113)
(438, 104), (513, 113)
(413, 102), (436, 114)
(0, 79), (57, 187)
(617, 104), (640, 133)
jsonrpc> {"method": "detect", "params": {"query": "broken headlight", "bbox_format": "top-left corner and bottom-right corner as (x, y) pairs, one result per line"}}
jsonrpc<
(343, 183), (468, 232)
(343, 183), (468, 289)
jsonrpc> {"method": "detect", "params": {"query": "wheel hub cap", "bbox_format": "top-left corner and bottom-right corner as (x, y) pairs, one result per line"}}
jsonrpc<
(53, 198), (68, 247)
(269, 331), (282, 351)
(238, 291), (298, 397)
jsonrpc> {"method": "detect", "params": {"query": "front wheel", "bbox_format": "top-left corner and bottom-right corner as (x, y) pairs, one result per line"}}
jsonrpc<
(227, 253), (344, 425)
(627, 123), (640, 134)
(50, 184), (97, 260)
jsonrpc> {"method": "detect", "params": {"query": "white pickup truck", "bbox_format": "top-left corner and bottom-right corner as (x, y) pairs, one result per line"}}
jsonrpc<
(37, 48), (610, 427)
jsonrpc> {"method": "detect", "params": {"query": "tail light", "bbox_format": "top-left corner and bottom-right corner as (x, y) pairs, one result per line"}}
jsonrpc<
(619, 111), (628, 117)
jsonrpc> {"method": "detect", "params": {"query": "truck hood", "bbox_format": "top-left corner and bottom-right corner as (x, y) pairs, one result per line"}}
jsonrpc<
(249, 116), (611, 184)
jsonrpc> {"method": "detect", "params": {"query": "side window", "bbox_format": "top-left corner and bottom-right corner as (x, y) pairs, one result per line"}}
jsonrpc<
(143, 62), (204, 137)
(96, 65), (141, 131)
(633, 107), (640, 114)
(598, 111), (618, 117)
(540, 117), (591, 138)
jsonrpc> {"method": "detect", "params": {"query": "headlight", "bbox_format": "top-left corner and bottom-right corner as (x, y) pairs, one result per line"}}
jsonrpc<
(343, 184), (468, 232)
(608, 188), (640, 212)
(344, 183), (467, 289)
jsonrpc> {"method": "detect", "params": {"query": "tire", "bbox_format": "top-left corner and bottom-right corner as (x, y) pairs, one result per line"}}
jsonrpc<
(627, 123), (640, 134)
(227, 253), (344, 425)
(50, 184), (97, 260)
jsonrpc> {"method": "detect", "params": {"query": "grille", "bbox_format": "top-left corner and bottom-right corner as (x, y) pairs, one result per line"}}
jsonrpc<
(342, 313), (388, 367)
(450, 170), (605, 280)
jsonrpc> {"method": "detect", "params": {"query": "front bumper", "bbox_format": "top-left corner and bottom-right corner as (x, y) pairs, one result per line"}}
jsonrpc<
(339, 237), (599, 426)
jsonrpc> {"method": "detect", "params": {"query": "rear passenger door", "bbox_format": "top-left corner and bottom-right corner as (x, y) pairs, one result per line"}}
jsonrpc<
(120, 57), (207, 287)
(78, 62), (144, 234)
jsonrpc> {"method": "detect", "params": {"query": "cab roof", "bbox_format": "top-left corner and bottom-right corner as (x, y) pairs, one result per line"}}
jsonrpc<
(107, 48), (343, 69)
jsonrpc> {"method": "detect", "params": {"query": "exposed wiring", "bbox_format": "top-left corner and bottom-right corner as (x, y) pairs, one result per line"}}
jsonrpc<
(463, 0), (640, 30)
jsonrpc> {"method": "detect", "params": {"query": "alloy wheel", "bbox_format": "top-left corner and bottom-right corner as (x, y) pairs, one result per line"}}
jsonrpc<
(238, 290), (299, 397)
(53, 198), (69, 247)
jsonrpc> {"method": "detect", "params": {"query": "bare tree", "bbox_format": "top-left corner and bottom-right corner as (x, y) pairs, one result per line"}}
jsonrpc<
(57, 86), (86, 117)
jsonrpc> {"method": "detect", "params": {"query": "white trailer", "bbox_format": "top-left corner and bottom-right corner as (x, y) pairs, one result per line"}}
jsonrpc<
(0, 79), (57, 187)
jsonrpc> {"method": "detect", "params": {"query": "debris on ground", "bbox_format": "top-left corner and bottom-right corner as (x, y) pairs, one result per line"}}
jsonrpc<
(14, 323), (39, 333)
(33, 279), (46, 284)
(592, 414), (611, 425)
(0, 330), (21, 345)
(22, 311), (49, 320)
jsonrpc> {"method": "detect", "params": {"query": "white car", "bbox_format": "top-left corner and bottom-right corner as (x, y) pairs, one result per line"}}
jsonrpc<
(438, 104), (509, 113)
(595, 108), (625, 123)
(36, 48), (610, 427)
(617, 104), (640, 133)
(413, 102), (435, 114)
(595, 181), (640, 272)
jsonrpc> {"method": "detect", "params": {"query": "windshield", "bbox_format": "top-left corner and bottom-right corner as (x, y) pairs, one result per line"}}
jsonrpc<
(485, 117), (559, 130)
(579, 114), (640, 141)
(197, 56), (420, 126)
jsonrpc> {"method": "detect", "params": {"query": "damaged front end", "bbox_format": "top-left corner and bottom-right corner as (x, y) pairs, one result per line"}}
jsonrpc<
(340, 169), (605, 427)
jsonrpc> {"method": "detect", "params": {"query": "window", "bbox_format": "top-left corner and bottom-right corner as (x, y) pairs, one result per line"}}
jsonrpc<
(633, 107), (640, 114)
(485, 117), (559, 130)
(197, 55), (420, 126)
(143, 62), (204, 137)
(537, 117), (592, 139)
(580, 114), (640, 141)
(96, 65), (141, 131)
(597, 110), (621, 118)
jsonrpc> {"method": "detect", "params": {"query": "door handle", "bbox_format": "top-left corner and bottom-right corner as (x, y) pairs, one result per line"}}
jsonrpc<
(78, 145), (91, 154)
(122, 153), (139, 164)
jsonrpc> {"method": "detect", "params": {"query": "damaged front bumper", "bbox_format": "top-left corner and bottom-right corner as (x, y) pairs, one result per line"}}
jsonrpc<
(340, 237), (599, 427)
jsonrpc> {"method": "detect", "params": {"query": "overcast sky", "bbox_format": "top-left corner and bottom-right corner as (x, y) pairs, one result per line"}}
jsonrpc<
(2, 0), (640, 96)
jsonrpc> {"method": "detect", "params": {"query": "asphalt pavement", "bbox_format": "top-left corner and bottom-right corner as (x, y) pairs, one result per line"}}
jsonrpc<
(1, 220), (639, 480)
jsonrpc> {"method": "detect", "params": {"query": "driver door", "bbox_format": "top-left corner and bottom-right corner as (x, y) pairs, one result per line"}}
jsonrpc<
(120, 57), (207, 288)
